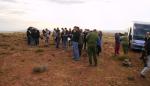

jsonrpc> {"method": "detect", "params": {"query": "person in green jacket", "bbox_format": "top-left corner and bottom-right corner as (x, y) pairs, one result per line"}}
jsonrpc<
(121, 33), (129, 55)
(87, 30), (99, 66)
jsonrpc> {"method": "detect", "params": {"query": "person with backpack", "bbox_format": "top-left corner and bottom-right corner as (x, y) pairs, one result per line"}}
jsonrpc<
(140, 33), (150, 78)
(87, 29), (99, 66)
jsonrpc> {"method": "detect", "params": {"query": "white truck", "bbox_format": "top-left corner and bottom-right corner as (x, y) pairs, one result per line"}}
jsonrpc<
(129, 22), (150, 50)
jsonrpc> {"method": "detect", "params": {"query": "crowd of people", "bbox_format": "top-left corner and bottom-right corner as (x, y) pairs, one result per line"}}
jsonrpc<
(26, 26), (150, 78)
(26, 26), (102, 66)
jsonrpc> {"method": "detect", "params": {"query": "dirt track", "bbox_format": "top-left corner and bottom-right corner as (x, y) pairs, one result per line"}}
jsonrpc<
(0, 33), (150, 86)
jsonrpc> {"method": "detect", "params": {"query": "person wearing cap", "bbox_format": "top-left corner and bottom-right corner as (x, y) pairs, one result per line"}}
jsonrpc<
(87, 29), (99, 66)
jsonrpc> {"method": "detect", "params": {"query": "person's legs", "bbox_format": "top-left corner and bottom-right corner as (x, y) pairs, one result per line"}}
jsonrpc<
(74, 42), (80, 60)
(93, 46), (97, 66)
(123, 44), (128, 55)
(72, 42), (76, 59)
(97, 45), (100, 56)
(88, 46), (93, 65)
(37, 38), (39, 45)
(141, 55), (150, 77)
(63, 37), (67, 49)
(141, 67), (150, 76)
(117, 43), (120, 55)
(84, 41), (87, 50)
(35, 38), (38, 46)
(78, 44), (81, 56)
(27, 36), (31, 45)
(115, 43), (118, 55)
(72, 42), (79, 60)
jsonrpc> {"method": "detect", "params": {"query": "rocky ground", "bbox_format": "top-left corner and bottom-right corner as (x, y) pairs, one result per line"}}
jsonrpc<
(0, 32), (150, 86)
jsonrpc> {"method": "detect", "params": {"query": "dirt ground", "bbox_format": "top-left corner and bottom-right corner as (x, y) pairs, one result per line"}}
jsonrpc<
(0, 32), (150, 86)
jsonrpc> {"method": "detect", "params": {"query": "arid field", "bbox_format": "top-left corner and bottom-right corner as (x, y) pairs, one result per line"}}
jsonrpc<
(0, 32), (150, 86)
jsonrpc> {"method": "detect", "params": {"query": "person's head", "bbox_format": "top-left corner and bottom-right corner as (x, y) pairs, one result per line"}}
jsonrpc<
(73, 26), (79, 32)
(57, 27), (59, 30)
(124, 32), (128, 36)
(93, 29), (97, 32)
(69, 28), (71, 31)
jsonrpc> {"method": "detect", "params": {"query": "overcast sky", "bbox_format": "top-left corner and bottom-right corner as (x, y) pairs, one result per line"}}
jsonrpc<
(0, 0), (150, 31)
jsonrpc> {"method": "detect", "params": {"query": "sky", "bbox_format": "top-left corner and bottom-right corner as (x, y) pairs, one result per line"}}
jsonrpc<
(0, 0), (150, 31)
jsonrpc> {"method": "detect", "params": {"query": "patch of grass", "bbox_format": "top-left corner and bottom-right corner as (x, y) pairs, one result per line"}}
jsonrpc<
(0, 52), (8, 55)
(112, 55), (129, 61)
(10, 47), (15, 50)
(35, 48), (44, 53)
(32, 65), (48, 73)
(0, 43), (10, 47)
(0, 34), (10, 38)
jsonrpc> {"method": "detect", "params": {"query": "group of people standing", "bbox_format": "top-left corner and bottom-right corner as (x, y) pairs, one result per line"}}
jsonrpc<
(26, 26), (150, 78)
(51, 26), (102, 66)
(26, 26), (103, 66)
(114, 32), (129, 56)
(27, 27), (51, 46)
(27, 27), (40, 46)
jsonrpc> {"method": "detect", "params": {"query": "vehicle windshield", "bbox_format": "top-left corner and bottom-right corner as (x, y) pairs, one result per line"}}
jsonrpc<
(133, 23), (150, 40)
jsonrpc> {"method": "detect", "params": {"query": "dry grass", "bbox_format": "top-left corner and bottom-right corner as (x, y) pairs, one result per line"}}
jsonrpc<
(35, 48), (44, 53)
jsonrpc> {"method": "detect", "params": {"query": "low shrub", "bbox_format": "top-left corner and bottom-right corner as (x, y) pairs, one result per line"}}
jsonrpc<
(35, 48), (44, 53)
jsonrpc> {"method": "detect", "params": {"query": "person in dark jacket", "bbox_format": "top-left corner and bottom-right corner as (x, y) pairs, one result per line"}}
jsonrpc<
(78, 29), (84, 57)
(83, 29), (88, 50)
(35, 29), (40, 46)
(114, 33), (120, 56)
(56, 28), (61, 48)
(140, 34), (150, 78)
(68, 28), (72, 47)
(26, 27), (32, 45)
(72, 26), (80, 61)
(97, 31), (102, 55)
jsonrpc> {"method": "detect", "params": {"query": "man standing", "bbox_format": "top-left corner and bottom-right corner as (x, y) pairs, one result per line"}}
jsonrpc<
(87, 29), (99, 66)
(121, 33), (129, 55)
(114, 33), (120, 56)
(72, 26), (80, 61)
(140, 33), (150, 78)
(78, 29), (83, 57)
(45, 29), (51, 47)
(56, 28), (61, 48)
(26, 27), (32, 45)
